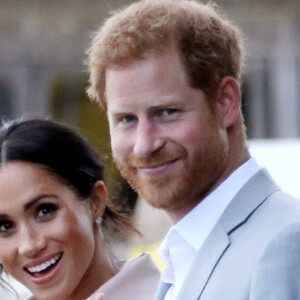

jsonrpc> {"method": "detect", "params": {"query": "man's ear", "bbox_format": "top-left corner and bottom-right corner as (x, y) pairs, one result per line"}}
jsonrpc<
(216, 76), (241, 128)
(90, 180), (107, 221)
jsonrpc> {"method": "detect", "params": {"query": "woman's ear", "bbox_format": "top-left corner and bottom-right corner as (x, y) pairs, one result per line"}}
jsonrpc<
(216, 76), (241, 128)
(90, 180), (107, 221)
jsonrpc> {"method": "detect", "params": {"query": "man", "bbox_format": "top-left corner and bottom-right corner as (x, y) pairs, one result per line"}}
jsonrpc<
(86, 0), (300, 299)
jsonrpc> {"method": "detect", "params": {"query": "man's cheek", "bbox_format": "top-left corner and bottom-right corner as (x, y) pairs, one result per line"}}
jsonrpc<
(111, 143), (127, 162)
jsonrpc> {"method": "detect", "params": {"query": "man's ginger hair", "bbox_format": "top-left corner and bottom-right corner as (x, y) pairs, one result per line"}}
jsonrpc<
(86, 0), (244, 108)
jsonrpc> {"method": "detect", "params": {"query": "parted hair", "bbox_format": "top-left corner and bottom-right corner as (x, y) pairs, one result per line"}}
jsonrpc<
(86, 0), (244, 108)
(0, 119), (134, 239)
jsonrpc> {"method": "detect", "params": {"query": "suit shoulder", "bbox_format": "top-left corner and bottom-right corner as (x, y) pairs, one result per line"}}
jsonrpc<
(256, 189), (300, 220)
(250, 221), (300, 299)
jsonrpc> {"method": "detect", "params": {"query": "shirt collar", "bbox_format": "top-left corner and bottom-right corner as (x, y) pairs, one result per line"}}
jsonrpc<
(160, 157), (261, 255)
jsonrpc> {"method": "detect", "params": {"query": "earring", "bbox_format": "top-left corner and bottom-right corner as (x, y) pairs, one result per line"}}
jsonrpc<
(96, 216), (103, 226)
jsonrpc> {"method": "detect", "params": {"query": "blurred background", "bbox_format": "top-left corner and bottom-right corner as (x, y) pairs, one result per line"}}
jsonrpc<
(1, 0), (300, 137)
(0, 1), (300, 296)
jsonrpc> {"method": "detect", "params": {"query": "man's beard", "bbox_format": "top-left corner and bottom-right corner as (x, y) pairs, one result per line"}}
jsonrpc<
(115, 127), (228, 215)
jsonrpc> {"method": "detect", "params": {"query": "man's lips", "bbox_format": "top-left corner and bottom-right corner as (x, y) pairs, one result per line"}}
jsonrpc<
(135, 159), (179, 175)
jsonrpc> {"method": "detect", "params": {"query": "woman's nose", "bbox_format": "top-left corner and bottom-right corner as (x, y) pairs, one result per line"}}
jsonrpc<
(18, 225), (47, 257)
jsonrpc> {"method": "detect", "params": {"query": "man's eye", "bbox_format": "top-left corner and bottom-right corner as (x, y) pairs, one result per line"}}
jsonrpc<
(121, 115), (135, 124)
(163, 108), (178, 115)
(36, 203), (57, 219)
(0, 220), (14, 233)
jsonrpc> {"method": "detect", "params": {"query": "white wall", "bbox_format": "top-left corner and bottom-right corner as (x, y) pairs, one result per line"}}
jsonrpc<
(249, 139), (300, 199)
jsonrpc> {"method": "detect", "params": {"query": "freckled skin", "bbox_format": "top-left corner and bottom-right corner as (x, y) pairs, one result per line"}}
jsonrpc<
(106, 47), (232, 222)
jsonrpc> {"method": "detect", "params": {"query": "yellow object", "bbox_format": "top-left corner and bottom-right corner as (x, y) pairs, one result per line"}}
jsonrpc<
(128, 243), (165, 270)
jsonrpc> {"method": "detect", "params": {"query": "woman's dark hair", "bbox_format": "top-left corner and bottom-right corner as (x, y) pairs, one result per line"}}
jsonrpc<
(0, 119), (104, 197)
(0, 119), (135, 237)
(0, 118), (137, 296)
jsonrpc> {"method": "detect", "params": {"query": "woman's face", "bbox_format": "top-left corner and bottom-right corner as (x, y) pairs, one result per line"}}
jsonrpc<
(0, 161), (104, 300)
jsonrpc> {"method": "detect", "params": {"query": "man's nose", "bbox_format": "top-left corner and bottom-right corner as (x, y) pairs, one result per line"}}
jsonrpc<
(133, 119), (165, 157)
(18, 225), (47, 257)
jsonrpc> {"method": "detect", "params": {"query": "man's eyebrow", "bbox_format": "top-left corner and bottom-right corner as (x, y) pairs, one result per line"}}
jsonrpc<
(24, 194), (58, 211)
(108, 98), (182, 119)
(151, 102), (180, 109)
(147, 101), (182, 111)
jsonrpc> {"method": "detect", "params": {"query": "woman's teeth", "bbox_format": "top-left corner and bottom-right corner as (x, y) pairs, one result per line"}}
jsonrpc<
(27, 253), (62, 274)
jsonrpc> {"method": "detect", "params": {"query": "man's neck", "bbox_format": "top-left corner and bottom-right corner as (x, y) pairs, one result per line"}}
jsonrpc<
(167, 147), (251, 224)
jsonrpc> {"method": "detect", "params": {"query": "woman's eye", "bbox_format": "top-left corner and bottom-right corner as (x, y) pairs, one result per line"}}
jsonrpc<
(36, 203), (57, 220)
(0, 220), (14, 234)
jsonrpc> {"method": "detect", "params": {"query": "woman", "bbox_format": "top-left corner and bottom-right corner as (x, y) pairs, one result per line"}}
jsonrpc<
(0, 119), (160, 300)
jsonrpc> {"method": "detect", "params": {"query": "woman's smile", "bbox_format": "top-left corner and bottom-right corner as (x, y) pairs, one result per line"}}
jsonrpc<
(0, 162), (101, 299)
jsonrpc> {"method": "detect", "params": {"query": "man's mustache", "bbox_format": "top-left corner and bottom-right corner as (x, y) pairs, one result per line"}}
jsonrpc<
(120, 147), (186, 168)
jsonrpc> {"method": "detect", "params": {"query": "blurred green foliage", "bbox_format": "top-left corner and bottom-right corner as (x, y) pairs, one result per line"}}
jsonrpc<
(50, 76), (126, 202)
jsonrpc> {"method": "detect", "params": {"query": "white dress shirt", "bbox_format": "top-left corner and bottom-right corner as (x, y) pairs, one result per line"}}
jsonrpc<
(158, 158), (261, 300)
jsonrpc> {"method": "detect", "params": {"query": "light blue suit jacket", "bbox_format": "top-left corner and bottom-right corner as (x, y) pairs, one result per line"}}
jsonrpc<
(155, 169), (300, 300)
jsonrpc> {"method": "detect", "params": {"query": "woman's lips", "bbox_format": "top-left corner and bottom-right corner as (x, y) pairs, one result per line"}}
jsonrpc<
(24, 252), (63, 284)
(25, 253), (62, 275)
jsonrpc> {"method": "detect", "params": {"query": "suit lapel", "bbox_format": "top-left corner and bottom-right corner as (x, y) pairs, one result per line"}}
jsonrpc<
(174, 223), (229, 300)
(220, 169), (280, 233)
(174, 169), (280, 300)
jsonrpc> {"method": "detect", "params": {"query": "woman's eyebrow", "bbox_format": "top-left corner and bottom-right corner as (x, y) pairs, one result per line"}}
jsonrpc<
(0, 213), (9, 219)
(24, 194), (58, 211)
(0, 194), (58, 218)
